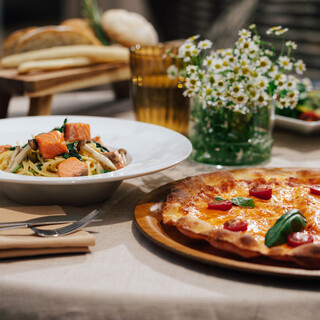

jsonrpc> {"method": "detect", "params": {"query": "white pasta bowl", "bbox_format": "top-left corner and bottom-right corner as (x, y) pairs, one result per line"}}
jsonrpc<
(0, 116), (192, 205)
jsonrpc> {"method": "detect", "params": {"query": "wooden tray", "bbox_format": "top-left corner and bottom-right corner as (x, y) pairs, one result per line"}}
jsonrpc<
(0, 63), (131, 117)
(0, 63), (130, 96)
(134, 183), (320, 279)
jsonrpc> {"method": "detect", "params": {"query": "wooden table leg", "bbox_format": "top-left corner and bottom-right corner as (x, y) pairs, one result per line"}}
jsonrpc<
(112, 80), (130, 100)
(0, 92), (11, 118)
(28, 95), (53, 116)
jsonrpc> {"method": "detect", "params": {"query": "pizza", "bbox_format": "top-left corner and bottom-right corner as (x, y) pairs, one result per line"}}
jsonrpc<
(162, 168), (320, 268)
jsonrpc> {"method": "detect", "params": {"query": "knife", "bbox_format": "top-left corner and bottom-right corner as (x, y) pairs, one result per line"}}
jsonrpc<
(0, 214), (102, 229)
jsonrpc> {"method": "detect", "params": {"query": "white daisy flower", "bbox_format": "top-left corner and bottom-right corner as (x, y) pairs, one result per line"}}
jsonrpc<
(275, 28), (288, 36)
(239, 39), (255, 52)
(191, 47), (200, 56)
(230, 83), (244, 95)
(203, 55), (214, 67)
(250, 70), (259, 78)
(187, 34), (200, 41)
(238, 29), (251, 38)
(232, 66), (241, 75)
(242, 66), (251, 76)
(178, 42), (193, 54)
(256, 91), (270, 107)
(212, 99), (226, 108)
(246, 82), (254, 91)
(215, 75), (227, 92)
(219, 48), (233, 58)
(255, 76), (269, 90)
(167, 65), (179, 79)
(183, 55), (191, 62)
(253, 35), (261, 42)
(224, 91), (232, 99)
(285, 75), (298, 90)
(202, 85), (215, 100)
(248, 43), (259, 58)
(302, 77), (313, 91)
(198, 40), (212, 50)
(278, 56), (293, 71)
(287, 90), (299, 101)
(178, 43), (196, 60)
(227, 73), (237, 84)
(185, 74), (201, 88)
(266, 26), (282, 35)
(186, 65), (198, 75)
(211, 58), (224, 72)
(295, 59), (306, 75)
(232, 92), (248, 105)
(286, 41), (297, 50)
(249, 88), (259, 100)
(256, 56), (272, 72)
(221, 58), (229, 69)
(264, 49), (273, 57)
(286, 98), (298, 109)
(183, 88), (196, 97)
(240, 57), (250, 67)
(213, 90), (224, 99)
(275, 74), (288, 89)
(222, 54), (236, 66)
(277, 98), (288, 109)
(268, 64), (279, 78)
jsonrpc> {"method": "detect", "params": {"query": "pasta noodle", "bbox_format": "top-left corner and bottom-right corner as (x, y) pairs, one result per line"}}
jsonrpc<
(0, 148), (102, 177)
(0, 121), (126, 177)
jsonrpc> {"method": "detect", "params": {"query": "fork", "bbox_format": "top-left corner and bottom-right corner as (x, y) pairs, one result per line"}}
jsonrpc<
(0, 209), (100, 237)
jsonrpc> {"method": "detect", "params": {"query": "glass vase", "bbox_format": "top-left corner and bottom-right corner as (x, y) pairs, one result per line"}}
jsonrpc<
(189, 99), (274, 166)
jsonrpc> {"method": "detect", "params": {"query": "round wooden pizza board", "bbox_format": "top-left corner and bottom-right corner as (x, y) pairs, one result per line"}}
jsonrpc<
(134, 182), (320, 279)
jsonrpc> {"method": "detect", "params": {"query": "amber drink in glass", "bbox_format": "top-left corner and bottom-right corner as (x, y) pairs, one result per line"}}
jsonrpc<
(130, 44), (190, 135)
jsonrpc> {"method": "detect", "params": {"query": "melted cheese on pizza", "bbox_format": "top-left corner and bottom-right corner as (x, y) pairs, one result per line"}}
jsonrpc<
(181, 179), (320, 243)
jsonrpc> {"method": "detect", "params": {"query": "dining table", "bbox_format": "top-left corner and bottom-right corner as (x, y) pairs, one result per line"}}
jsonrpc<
(1, 95), (320, 320)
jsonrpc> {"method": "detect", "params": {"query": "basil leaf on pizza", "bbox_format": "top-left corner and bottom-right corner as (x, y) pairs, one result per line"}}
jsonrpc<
(214, 196), (226, 201)
(213, 196), (256, 208)
(265, 209), (307, 248)
(231, 197), (255, 207)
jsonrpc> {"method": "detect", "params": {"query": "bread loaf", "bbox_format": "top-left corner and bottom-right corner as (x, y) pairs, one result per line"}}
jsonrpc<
(2, 27), (37, 56)
(2, 25), (102, 57)
(101, 9), (158, 47)
(60, 18), (98, 40)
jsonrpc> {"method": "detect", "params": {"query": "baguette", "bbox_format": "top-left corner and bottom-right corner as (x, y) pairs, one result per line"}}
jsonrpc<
(1, 45), (129, 68)
(17, 57), (93, 73)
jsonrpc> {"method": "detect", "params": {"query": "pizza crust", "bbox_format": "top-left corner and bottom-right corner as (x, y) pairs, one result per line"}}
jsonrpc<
(162, 168), (320, 268)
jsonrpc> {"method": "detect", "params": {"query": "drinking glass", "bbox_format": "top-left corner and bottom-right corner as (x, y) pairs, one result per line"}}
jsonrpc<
(129, 44), (190, 136)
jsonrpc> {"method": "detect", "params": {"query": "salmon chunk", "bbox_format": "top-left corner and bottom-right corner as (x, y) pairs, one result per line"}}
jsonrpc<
(92, 136), (108, 149)
(36, 130), (68, 159)
(64, 122), (91, 142)
(105, 151), (125, 170)
(0, 145), (12, 154)
(92, 136), (103, 144)
(58, 157), (88, 177)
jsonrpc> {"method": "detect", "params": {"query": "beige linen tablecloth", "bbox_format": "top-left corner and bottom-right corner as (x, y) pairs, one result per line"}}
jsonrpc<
(0, 118), (320, 319)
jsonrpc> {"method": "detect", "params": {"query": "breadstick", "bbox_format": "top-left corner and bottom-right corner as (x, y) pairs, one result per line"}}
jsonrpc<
(1, 45), (129, 68)
(17, 57), (93, 73)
